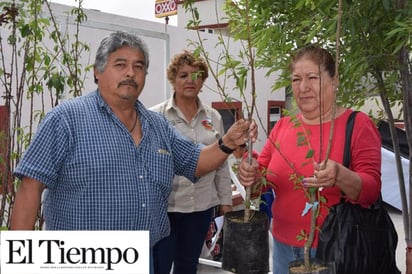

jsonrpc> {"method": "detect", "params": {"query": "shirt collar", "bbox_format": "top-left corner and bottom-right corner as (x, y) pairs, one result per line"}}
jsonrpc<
(166, 92), (206, 115)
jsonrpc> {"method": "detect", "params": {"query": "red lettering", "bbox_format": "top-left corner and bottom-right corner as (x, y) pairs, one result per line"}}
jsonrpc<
(155, 0), (177, 15)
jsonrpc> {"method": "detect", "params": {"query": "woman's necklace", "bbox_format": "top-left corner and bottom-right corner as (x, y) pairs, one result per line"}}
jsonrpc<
(129, 111), (138, 133)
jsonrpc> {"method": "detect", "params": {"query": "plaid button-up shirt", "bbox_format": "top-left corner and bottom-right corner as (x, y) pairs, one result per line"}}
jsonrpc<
(14, 90), (202, 246)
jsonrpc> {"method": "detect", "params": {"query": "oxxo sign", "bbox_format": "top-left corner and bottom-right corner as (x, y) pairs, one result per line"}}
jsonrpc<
(155, 0), (177, 18)
(1, 231), (149, 274)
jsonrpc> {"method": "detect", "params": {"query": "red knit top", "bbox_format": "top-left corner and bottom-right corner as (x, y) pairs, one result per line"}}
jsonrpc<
(259, 109), (382, 247)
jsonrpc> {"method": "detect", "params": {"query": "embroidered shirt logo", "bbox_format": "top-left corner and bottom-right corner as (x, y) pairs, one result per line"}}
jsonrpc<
(201, 119), (214, 131)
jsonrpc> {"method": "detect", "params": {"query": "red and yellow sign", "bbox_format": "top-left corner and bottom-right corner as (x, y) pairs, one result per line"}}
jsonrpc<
(155, 0), (177, 18)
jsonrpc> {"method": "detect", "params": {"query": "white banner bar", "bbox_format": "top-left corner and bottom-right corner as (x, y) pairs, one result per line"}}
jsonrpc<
(1, 231), (149, 274)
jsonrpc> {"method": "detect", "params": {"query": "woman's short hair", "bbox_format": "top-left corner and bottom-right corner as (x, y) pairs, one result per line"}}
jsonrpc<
(167, 50), (209, 84)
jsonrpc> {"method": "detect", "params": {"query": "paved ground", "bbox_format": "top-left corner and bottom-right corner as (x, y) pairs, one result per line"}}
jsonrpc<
(390, 206), (407, 274)
(198, 205), (407, 274)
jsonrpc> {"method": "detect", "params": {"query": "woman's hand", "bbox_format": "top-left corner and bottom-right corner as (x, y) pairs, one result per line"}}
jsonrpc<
(237, 157), (260, 187)
(303, 160), (340, 189)
(304, 159), (362, 201)
(220, 205), (232, 215)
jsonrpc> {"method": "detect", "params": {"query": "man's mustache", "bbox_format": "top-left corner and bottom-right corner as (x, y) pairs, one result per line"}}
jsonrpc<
(118, 79), (138, 88)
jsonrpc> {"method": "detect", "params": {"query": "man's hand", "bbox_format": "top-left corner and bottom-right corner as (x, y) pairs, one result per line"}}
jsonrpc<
(221, 119), (258, 149)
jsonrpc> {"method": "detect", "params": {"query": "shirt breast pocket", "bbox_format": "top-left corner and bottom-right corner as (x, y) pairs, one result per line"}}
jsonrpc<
(144, 148), (175, 193)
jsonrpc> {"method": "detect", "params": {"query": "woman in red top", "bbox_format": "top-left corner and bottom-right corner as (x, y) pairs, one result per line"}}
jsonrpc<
(238, 44), (382, 274)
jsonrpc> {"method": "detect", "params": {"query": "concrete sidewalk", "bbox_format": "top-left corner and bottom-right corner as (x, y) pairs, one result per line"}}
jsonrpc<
(198, 206), (407, 273)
